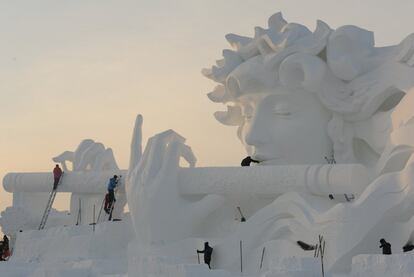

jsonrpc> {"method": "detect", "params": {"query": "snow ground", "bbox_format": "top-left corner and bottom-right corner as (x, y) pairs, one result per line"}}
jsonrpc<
(0, 218), (132, 277)
(1, 219), (414, 276)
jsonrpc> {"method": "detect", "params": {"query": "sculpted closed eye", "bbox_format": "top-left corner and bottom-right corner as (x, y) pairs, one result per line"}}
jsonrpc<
(274, 110), (291, 116)
(273, 104), (292, 116)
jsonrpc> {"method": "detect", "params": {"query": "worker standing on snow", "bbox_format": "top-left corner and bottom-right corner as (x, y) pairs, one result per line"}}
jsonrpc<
(197, 242), (213, 269)
(380, 238), (392, 255)
(2, 235), (10, 260)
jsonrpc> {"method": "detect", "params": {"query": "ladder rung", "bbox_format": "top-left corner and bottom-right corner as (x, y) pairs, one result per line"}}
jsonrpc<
(38, 175), (64, 230)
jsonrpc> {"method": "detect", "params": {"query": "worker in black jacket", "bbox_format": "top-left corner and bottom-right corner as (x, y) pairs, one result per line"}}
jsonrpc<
(241, 156), (259, 167)
(197, 242), (213, 269)
(380, 238), (392, 255)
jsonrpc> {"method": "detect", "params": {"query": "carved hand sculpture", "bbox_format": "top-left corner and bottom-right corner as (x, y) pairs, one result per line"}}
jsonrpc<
(126, 116), (225, 246)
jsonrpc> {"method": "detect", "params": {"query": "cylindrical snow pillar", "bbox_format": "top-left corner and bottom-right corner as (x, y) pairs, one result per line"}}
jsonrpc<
(3, 164), (371, 198)
(3, 170), (127, 193)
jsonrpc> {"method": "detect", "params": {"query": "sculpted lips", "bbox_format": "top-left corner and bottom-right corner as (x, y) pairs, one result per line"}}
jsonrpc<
(252, 152), (281, 163)
(251, 153), (266, 162)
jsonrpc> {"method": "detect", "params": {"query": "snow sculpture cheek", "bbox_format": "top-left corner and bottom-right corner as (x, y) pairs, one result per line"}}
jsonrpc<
(240, 91), (332, 165)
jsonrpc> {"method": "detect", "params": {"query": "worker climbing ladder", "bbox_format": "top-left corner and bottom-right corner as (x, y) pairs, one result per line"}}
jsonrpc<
(97, 175), (121, 222)
(97, 194), (115, 222)
(108, 201), (115, 221)
(38, 174), (64, 230)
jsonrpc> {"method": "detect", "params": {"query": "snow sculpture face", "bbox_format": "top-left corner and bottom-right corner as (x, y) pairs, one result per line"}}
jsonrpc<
(239, 92), (331, 164)
(228, 57), (332, 164)
(202, 15), (337, 165)
(203, 13), (414, 167)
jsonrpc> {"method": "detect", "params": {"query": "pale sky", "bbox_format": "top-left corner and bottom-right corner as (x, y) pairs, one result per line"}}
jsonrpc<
(1, 0), (414, 214)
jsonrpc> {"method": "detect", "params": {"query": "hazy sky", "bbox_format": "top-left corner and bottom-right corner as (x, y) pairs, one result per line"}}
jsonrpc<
(1, 0), (414, 214)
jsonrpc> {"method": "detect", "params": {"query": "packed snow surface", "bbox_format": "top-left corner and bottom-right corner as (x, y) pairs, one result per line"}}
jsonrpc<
(0, 219), (132, 277)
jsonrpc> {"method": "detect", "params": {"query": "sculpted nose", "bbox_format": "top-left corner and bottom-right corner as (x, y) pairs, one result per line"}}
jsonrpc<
(244, 116), (268, 146)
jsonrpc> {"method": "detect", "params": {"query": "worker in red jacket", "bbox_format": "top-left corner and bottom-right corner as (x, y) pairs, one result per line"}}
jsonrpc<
(53, 164), (63, 190)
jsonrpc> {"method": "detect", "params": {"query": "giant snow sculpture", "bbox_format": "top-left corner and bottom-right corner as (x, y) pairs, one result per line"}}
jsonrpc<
(3, 11), (414, 276)
(126, 12), (414, 274)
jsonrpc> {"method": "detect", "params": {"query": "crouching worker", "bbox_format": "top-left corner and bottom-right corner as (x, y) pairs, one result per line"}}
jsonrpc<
(197, 242), (213, 269)
(104, 175), (118, 214)
(403, 241), (414, 252)
(241, 156), (259, 167)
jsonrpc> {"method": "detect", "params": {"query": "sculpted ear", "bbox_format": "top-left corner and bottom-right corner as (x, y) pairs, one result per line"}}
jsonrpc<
(279, 53), (327, 91)
(226, 76), (242, 99)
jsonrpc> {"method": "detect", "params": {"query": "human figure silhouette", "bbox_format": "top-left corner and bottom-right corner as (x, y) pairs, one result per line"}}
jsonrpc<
(241, 156), (259, 167)
(379, 238), (391, 255)
(53, 164), (63, 190)
(197, 242), (213, 269)
(105, 175), (118, 214)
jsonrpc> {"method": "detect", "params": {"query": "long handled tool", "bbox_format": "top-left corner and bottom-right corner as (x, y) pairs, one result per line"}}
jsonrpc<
(237, 206), (246, 222)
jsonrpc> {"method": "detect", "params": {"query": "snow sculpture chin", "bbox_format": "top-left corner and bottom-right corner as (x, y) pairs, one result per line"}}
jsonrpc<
(126, 12), (414, 275)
